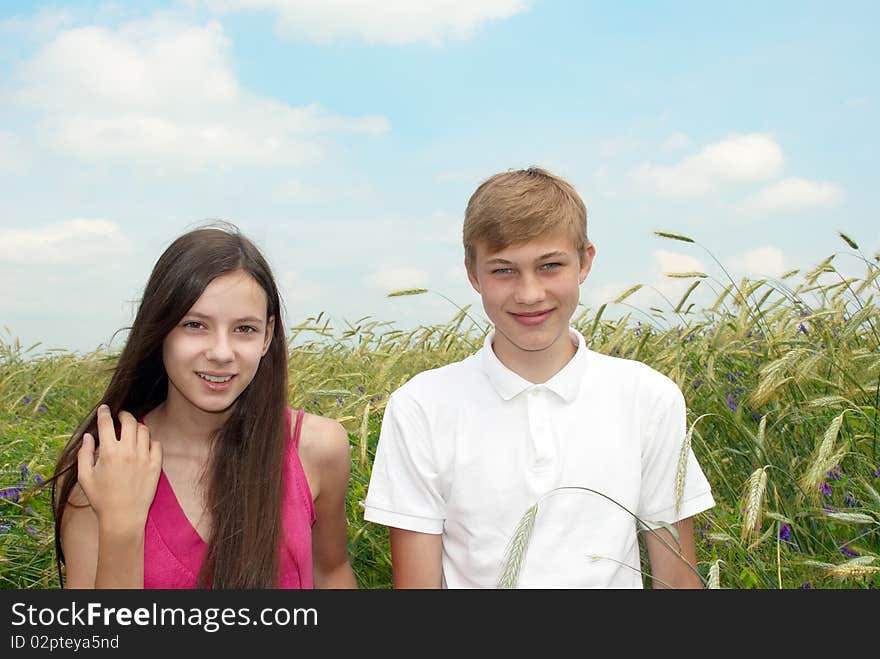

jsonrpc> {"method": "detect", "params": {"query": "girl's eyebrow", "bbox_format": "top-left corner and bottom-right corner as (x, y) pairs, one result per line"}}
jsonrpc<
(185, 311), (264, 324)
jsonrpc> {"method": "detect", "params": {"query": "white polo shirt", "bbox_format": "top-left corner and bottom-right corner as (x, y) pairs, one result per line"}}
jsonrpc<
(364, 328), (715, 588)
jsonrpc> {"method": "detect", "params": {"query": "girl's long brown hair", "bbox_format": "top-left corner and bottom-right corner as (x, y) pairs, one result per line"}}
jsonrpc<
(50, 223), (289, 588)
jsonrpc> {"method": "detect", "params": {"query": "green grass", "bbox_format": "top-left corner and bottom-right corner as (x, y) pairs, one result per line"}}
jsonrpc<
(2, 233), (878, 589)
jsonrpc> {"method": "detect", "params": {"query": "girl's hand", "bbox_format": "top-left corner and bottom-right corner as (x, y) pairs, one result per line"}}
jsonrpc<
(77, 404), (163, 534)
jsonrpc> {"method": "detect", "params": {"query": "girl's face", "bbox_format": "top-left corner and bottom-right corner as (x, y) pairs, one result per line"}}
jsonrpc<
(162, 269), (274, 416)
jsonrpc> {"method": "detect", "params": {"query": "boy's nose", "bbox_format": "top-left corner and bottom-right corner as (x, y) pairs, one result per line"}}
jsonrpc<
(513, 274), (546, 305)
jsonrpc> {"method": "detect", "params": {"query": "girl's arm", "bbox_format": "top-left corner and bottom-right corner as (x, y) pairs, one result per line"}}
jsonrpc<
(301, 415), (358, 589)
(61, 405), (162, 588)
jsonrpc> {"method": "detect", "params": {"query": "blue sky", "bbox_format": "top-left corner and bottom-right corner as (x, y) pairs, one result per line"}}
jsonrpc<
(1, 1), (877, 354)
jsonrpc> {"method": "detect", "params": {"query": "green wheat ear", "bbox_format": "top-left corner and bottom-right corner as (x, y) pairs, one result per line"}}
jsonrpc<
(654, 230), (695, 243)
(498, 503), (539, 589)
(387, 288), (428, 297)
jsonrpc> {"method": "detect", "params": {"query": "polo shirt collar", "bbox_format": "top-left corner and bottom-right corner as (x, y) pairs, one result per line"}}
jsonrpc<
(480, 327), (588, 402)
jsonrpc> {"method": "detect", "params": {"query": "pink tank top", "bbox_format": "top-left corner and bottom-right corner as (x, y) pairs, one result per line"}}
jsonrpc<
(143, 407), (315, 588)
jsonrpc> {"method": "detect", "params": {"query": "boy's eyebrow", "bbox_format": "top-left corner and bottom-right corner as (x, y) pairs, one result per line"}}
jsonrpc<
(185, 311), (265, 324)
(485, 250), (569, 265)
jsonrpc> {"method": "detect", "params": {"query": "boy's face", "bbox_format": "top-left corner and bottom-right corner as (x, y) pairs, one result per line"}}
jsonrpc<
(466, 228), (595, 368)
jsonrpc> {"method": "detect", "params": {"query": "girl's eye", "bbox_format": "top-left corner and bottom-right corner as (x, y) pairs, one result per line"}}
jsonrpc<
(183, 321), (204, 329)
(236, 326), (258, 334)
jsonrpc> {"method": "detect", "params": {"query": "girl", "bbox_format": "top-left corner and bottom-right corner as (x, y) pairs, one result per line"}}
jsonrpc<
(50, 223), (357, 589)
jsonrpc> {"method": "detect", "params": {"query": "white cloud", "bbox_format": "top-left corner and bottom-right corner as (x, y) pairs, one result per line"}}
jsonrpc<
(0, 219), (130, 265)
(12, 17), (389, 168)
(654, 249), (706, 275)
(745, 177), (844, 213)
(634, 133), (783, 198)
(726, 246), (787, 278)
(0, 219), (137, 322)
(200, 0), (528, 45)
(367, 266), (429, 292)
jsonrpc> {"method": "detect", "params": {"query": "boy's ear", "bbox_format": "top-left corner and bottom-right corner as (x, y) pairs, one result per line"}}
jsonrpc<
(579, 243), (596, 285)
(262, 316), (275, 356)
(465, 257), (481, 294)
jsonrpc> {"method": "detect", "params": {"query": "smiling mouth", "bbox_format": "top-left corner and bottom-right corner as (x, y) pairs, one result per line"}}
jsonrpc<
(513, 310), (553, 317)
(197, 372), (234, 383)
(510, 309), (554, 325)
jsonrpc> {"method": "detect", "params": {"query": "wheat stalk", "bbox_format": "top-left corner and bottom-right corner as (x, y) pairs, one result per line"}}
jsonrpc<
(741, 467), (768, 542)
(707, 559), (722, 589)
(800, 411), (849, 500)
(358, 401), (371, 469)
(674, 413), (710, 518)
(497, 504), (539, 589)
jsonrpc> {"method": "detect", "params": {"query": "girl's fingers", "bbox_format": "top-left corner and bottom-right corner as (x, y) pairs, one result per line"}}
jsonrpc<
(117, 410), (138, 453)
(76, 432), (95, 485)
(95, 404), (117, 451)
(136, 422), (150, 459)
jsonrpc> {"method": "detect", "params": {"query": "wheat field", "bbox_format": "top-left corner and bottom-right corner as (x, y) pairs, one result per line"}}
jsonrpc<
(2, 232), (878, 589)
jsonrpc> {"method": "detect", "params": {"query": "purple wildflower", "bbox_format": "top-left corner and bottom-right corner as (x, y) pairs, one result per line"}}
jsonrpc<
(357, 385), (365, 394)
(727, 391), (737, 411)
(826, 465), (843, 481)
(0, 487), (22, 502)
(798, 322), (808, 335)
(751, 412), (762, 422)
(824, 504), (836, 513)
(25, 525), (38, 537)
(37, 405), (47, 414)
(336, 397), (344, 407)
(0, 525), (11, 534)
(20, 464), (29, 477)
(33, 474), (44, 485)
(819, 482), (832, 497)
(693, 378), (703, 389)
(839, 545), (858, 558)
(779, 524), (792, 543)
(874, 466), (880, 479)
(22, 397), (31, 404)
(845, 494), (857, 508)
(799, 582), (812, 589)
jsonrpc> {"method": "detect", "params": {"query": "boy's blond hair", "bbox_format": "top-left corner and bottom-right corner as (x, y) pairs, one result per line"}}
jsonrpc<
(463, 167), (588, 268)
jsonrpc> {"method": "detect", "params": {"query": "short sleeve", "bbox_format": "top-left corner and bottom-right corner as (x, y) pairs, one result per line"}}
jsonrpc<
(363, 390), (445, 534)
(637, 384), (715, 528)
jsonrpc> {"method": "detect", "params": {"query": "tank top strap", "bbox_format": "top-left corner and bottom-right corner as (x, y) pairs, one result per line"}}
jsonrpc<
(292, 408), (305, 448)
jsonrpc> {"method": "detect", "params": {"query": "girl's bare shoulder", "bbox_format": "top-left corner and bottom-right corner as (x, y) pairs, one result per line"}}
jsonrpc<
(297, 412), (351, 469)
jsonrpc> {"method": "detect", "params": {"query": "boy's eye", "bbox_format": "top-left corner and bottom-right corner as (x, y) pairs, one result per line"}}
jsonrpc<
(491, 268), (514, 275)
(541, 262), (562, 271)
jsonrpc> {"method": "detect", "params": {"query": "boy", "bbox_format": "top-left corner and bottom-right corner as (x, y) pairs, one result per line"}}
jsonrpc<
(364, 167), (715, 588)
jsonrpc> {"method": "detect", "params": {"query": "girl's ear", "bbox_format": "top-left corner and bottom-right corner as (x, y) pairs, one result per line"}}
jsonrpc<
(262, 316), (275, 356)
